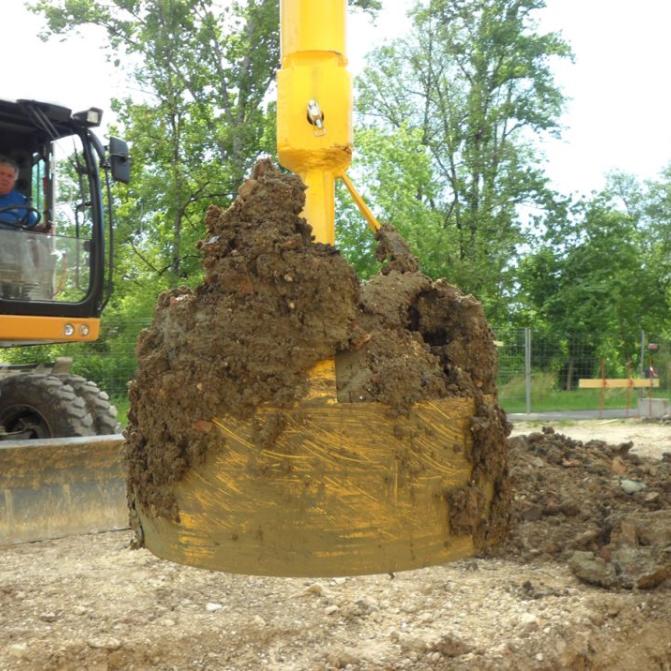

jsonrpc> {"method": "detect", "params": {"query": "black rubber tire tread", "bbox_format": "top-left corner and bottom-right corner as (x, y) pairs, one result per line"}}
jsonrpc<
(56, 374), (121, 435)
(0, 373), (95, 438)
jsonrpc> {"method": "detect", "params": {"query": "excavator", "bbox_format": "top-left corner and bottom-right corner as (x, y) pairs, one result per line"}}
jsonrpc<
(0, 99), (130, 543)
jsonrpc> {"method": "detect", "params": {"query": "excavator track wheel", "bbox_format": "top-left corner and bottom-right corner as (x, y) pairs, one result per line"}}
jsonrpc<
(56, 374), (121, 435)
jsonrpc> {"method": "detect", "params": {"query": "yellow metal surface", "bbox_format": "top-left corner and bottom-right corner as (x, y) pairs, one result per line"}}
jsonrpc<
(276, 59), (352, 172)
(138, 397), (486, 577)
(305, 359), (338, 402)
(277, 0), (352, 246)
(340, 173), (382, 233)
(281, 0), (346, 56)
(0, 434), (127, 544)
(277, 0), (351, 391)
(301, 169), (338, 245)
(0, 315), (100, 343)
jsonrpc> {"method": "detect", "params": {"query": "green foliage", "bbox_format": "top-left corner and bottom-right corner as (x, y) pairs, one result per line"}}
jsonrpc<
(335, 181), (380, 279)
(518, 172), (671, 382)
(350, 0), (382, 11)
(33, 0), (280, 290)
(354, 0), (572, 319)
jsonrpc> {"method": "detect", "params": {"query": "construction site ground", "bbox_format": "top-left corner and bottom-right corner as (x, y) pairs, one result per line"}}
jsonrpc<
(1, 418), (670, 671)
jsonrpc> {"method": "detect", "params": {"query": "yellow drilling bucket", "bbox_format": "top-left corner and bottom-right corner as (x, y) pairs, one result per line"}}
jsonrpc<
(137, 398), (499, 577)
(134, 0), (507, 577)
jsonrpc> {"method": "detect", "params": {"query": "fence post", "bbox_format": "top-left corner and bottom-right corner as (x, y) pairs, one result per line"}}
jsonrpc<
(639, 330), (646, 402)
(524, 327), (532, 414)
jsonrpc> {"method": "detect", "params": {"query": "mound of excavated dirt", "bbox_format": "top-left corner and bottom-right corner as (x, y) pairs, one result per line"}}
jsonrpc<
(125, 160), (509, 552)
(504, 427), (671, 590)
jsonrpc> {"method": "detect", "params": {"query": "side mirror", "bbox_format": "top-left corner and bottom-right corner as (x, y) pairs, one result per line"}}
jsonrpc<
(109, 137), (130, 184)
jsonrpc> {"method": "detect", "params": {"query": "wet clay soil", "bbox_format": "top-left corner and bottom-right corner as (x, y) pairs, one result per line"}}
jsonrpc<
(505, 427), (671, 590)
(125, 161), (509, 549)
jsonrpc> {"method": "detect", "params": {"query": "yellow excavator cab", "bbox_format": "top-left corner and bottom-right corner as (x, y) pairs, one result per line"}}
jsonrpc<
(0, 99), (129, 544)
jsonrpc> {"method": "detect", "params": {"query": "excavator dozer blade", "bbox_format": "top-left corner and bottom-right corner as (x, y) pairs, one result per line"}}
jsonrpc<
(0, 434), (127, 545)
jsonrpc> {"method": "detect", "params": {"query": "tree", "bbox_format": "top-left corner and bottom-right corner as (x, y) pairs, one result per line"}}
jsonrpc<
(518, 178), (671, 386)
(351, 0), (571, 320)
(33, 0), (381, 290)
(640, 166), (671, 315)
(34, 1), (272, 285)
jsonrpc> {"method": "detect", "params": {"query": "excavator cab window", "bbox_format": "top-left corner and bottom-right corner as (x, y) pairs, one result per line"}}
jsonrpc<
(0, 99), (113, 321)
(0, 134), (93, 304)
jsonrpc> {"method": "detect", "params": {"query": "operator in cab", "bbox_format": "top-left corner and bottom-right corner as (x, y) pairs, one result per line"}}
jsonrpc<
(0, 155), (39, 228)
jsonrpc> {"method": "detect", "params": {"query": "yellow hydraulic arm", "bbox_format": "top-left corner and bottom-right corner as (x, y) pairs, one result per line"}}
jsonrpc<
(277, 0), (380, 241)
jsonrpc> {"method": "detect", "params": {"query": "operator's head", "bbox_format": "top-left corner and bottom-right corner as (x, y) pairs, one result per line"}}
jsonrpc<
(0, 156), (19, 196)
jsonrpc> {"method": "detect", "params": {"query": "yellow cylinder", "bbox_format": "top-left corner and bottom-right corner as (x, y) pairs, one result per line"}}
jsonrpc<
(281, 0), (346, 58)
(137, 397), (485, 577)
(301, 169), (336, 245)
(277, 0), (352, 244)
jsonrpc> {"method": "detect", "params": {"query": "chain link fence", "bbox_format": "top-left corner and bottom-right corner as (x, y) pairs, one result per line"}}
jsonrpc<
(495, 327), (670, 416)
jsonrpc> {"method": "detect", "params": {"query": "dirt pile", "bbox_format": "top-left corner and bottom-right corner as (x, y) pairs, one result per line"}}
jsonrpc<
(125, 160), (509, 552)
(505, 427), (671, 589)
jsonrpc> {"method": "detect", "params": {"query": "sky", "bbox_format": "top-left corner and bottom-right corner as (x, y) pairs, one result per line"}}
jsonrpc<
(5, 0), (671, 198)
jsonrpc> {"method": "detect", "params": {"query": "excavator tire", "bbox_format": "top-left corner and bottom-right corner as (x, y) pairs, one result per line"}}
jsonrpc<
(0, 373), (95, 439)
(56, 374), (121, 435)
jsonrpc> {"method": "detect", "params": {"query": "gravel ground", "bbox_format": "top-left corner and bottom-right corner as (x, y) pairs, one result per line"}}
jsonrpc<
(1, 419), (670, 671)
(511, 418), (671, 461)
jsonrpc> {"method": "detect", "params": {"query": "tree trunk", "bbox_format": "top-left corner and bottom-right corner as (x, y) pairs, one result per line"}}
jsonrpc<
(565, 357), (574, 391)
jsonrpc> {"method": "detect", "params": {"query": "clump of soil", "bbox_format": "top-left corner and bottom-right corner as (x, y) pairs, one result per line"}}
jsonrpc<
(505, 427), (671, 589)
(125, 161), (359, 521)
(126, 160), (509, 552)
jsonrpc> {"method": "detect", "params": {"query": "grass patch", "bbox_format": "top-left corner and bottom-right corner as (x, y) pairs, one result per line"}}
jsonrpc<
(112, 395), (129, 429)
(499, 373), (668, 413)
